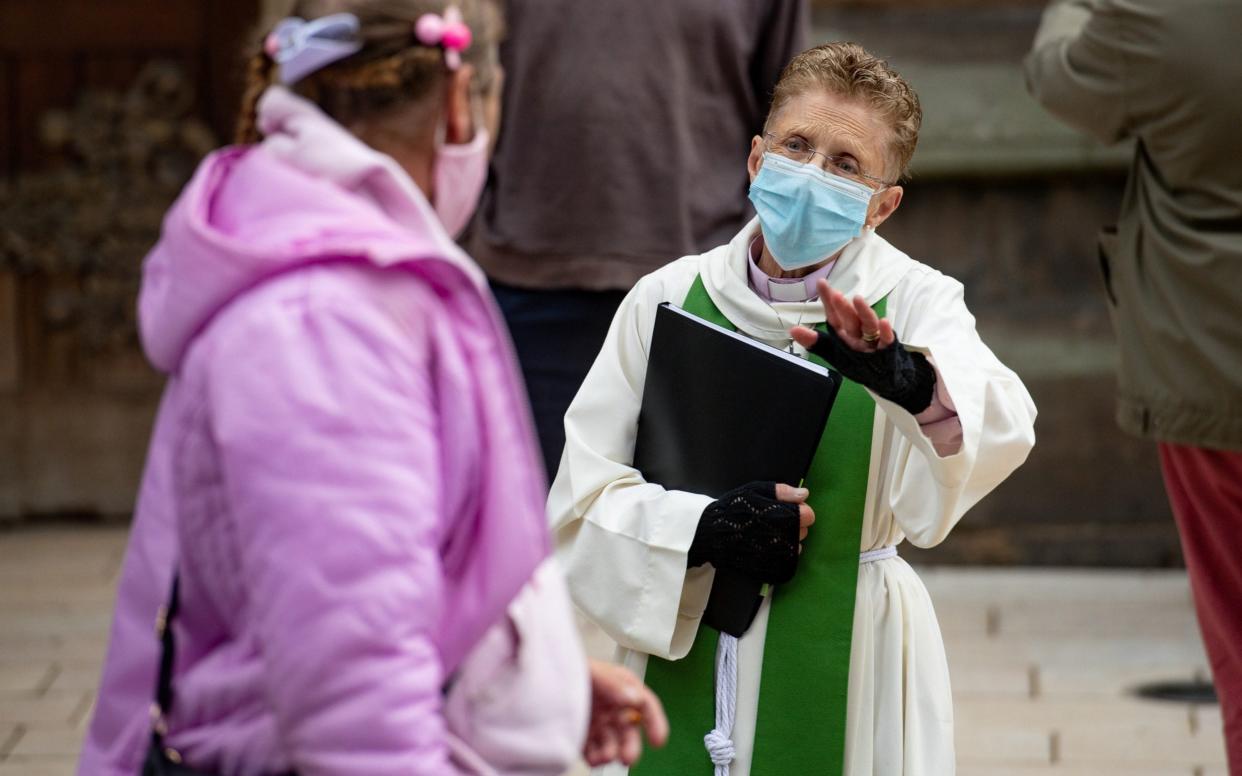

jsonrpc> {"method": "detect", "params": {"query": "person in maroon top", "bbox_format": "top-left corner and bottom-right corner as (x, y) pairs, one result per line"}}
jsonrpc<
(467, 0), (808, 481)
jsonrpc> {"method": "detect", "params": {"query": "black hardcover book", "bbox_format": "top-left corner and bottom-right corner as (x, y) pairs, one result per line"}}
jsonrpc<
(632, 302), (842, 636)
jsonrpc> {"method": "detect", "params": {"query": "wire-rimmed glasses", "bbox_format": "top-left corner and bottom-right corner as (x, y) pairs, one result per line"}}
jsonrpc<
(762, 132), (890, 189)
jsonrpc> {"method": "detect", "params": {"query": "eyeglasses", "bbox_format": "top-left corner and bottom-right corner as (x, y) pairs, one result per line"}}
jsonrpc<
(763, 133), (890, 189)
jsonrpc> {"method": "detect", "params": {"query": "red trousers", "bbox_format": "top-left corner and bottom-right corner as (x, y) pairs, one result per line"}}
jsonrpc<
(1160, 442), (1242, 773)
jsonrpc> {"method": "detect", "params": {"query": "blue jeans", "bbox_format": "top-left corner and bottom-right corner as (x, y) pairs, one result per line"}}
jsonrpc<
(490, 282), (627, 486)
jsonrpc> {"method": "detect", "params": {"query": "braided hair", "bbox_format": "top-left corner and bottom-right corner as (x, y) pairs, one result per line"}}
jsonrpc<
(234, 0), (501, 145)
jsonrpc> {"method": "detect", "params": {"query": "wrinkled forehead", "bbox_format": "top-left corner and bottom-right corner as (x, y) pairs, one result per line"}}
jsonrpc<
(767, 89), (893, 171)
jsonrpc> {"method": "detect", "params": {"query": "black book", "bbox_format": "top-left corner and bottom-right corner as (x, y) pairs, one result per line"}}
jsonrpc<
(632, 302), (842, 637)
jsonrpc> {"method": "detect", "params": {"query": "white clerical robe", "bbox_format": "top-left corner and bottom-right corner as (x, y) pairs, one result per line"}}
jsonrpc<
(549, 218), (1037, 775)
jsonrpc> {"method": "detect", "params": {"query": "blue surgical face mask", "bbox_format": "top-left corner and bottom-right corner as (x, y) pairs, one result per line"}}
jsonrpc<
(748, 152), (874, 271)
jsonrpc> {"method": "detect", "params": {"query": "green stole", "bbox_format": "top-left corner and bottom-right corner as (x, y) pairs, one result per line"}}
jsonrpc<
(635, 275), (884, 776)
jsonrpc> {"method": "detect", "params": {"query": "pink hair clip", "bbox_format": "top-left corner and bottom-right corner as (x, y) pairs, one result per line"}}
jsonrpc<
(414, 6), (472, 70)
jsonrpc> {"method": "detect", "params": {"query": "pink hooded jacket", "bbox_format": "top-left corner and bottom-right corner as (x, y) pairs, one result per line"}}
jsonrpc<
(79, 88), (586, 776)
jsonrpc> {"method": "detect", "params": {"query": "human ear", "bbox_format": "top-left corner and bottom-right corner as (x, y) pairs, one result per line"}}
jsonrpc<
(867, 185), (903, 229)
(747, 136), (765, 183)
(444, 64), (476, 144)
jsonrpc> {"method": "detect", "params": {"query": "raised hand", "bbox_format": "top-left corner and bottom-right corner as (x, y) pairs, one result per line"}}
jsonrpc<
(788, 278), (938, 416)
(791, 278), (893, 353)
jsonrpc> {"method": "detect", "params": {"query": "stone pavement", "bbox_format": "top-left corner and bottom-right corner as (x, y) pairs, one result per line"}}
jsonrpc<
(0, 524), (1227, 775)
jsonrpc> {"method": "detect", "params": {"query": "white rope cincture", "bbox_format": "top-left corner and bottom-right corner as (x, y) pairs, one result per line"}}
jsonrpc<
(703, 546), (897, 773)
(704, 632), (739, 775)
(859, 545), (898, 564)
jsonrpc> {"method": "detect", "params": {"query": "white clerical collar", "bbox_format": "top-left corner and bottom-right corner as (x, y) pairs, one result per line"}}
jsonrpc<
(746, 236), (836, 304)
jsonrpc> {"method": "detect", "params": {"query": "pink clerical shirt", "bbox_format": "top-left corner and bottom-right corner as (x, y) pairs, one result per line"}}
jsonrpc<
(747, 237), (963, 457)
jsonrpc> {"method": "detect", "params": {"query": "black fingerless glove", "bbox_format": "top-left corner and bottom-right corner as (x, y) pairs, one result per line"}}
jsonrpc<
(687, 481), (801, 585)
(805, 327), (937, 415)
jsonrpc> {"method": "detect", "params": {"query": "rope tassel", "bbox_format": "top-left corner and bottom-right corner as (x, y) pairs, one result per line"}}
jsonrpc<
(705, 632), (739, 774)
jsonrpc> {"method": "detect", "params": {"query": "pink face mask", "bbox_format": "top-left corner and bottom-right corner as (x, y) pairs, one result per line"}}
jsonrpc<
(433, 124), (490, 238)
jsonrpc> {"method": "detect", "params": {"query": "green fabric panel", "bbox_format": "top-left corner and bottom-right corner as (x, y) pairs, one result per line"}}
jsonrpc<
(750, 296), (883, 776)
(632, 625), (721, 773)
(636, 274), (883, 774)
(680, 274), (732, 329)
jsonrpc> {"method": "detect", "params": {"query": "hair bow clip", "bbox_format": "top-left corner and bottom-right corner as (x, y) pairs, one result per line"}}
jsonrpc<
(264, 14), (364, 85)
(414, 6), (473, 71)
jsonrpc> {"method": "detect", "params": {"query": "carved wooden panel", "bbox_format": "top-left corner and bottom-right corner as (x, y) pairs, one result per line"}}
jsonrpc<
(1, 0), (257, 175)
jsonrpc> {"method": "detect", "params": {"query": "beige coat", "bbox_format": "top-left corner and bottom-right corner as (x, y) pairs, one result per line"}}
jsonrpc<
(1026, 0), (1242, 449)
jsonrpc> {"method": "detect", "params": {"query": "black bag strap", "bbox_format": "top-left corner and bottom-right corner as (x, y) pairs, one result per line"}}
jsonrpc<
(145, 571), (215, 774)
(155, 574), (181, 728)
(146, 573), (297, 776)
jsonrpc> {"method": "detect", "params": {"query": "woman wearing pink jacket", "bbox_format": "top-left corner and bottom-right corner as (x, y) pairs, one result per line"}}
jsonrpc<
(78, 2), (665, 774)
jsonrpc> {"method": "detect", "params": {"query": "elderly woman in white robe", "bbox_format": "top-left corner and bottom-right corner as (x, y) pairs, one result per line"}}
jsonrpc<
(549, 42), (1037, 776)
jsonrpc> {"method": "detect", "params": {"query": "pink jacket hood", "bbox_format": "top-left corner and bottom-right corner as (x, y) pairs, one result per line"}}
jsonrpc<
(139, 86), (484, 375)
